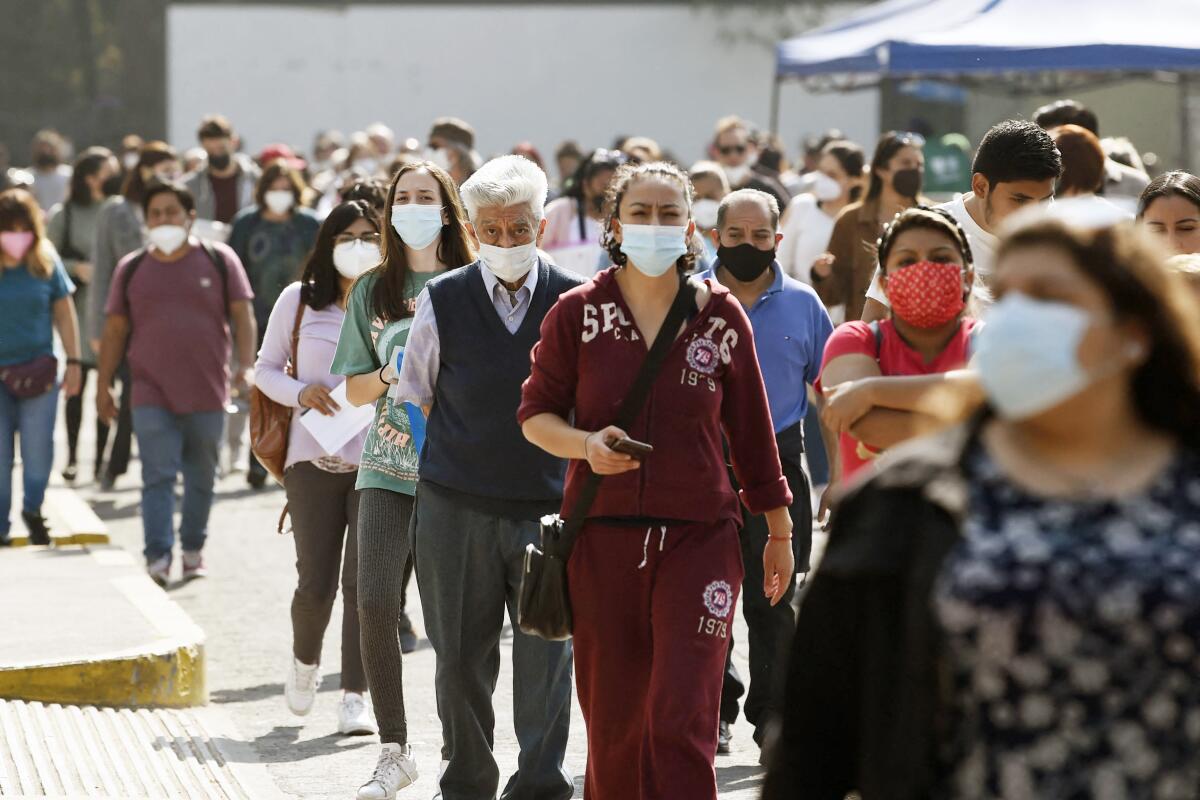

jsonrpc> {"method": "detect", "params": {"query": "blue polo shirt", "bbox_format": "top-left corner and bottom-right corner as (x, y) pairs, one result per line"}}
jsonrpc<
(700, 261), (833, 433)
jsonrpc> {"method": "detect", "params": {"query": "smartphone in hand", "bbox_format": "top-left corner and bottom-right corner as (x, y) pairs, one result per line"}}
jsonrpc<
(606, 436), (654, 460)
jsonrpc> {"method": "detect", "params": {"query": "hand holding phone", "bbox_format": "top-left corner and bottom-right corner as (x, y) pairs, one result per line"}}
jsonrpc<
(606, 435), (653, 460)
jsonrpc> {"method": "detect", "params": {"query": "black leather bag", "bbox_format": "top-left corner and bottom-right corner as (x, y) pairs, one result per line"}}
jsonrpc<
(518, 277), (697, 641)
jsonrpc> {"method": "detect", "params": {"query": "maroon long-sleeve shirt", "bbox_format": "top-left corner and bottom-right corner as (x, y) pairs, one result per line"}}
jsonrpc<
(518, 268), (792, 525)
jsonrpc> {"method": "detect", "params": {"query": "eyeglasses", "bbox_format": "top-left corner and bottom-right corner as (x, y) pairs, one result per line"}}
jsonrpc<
(718, 144), (748, 156)
(334, 232), (381, 245)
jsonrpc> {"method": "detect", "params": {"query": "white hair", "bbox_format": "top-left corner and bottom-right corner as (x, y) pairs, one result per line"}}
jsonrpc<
(460, 154), (548, 222)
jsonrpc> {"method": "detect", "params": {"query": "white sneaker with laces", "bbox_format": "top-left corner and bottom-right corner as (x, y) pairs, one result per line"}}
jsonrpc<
(357, 743), (418, 799)
(338, 692), (378, 735)
(285, 657), (320, 716)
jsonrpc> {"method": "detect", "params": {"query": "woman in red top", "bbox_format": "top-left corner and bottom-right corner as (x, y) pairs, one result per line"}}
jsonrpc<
(818, 206), (980, 484)
(519, 161), (794, 800)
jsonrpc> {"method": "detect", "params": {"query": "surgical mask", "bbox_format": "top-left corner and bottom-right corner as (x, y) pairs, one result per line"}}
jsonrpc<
(391, 204), (444, 250)
(724, 163), (752, 187)
(332, 240), (382, 279)
(479, 240), (538, 283)
(264, 190), (295, 215)
(891, 168), (922, 198)
(885, 260), (965, 329)
(619, 224), (688, 277)
(425, 148), (453, 173)
(718, 243), (775, 283)
(693, 199), (720, 230)
(147, 224), (188, 255)
(208, 152), (232, 171)
(812, 172), (843, 202)
(974, 293), (1099, 420)
(0, 231), (34, 261)
(122, 152), (140, 171)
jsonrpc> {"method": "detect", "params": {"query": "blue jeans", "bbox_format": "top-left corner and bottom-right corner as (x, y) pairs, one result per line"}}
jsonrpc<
(131, 406), (224, 561)
(0, 384), (59, 536)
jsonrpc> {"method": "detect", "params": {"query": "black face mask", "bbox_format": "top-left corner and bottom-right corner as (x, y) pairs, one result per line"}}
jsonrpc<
(718, 243), (775, 283)
(892, 167), (922, 198)
(208, 152), (232, 171)
(101, 174), (124, 197)
(590, 194), (605, 214)
(34, 153), (58, 169)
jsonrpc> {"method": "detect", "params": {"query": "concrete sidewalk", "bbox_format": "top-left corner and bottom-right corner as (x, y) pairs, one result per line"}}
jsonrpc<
(0, 545), (205, 709)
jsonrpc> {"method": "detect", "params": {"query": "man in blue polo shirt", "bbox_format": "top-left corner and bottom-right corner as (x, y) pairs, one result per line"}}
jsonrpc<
(698, 188), (834, 759)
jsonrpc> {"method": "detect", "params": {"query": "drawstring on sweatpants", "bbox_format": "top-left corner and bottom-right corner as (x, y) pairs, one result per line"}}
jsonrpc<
(636, 525), (668, 570)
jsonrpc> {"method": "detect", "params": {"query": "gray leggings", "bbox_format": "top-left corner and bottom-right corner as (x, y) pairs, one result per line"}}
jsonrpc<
(283, 462), (364, 692)
(357, 488), (413, 744)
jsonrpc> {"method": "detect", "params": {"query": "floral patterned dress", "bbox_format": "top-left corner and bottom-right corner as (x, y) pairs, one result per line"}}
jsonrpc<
(934, 445), (1200, 799)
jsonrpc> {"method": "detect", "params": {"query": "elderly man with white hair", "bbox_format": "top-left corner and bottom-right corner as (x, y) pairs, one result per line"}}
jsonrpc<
(391, 155), (581, 800)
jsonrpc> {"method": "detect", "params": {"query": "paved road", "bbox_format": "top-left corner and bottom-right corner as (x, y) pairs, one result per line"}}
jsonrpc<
(81, 441), (797, 799)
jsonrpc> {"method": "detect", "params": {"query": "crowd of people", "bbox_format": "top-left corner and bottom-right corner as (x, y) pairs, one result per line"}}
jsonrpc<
(1, 95), (1199, 800)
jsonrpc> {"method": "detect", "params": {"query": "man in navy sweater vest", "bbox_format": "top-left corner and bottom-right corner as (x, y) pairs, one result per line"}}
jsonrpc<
(395, 155), (582, 800)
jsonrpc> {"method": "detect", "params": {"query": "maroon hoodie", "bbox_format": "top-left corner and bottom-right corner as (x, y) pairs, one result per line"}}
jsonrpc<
(518, 268), (792, 525)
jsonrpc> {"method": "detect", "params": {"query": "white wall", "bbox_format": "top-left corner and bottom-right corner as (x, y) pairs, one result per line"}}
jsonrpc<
(167, 3), (878, 169)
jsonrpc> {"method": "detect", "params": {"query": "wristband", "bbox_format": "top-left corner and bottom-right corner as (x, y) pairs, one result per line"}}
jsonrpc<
(377, 365), (389, 385)
(582, 432), (596, 460)
(768, 533), (793, 541)
(66, 358), (82, 366)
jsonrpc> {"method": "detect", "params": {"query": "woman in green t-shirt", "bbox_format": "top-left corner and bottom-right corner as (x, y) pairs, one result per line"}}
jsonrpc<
(332, 161), (475, 799)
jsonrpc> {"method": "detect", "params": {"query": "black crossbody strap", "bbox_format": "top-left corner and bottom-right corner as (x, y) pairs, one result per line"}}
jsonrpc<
(555, 276), (697, 552)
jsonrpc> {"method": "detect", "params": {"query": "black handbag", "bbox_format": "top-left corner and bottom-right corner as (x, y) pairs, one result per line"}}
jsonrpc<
(518, 276), (698, 640)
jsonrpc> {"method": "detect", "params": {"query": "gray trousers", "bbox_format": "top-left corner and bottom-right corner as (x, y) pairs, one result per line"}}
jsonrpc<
(284, 462), (365, 691)
(358, 488), (414, 745)
(411, 483), (574, 800)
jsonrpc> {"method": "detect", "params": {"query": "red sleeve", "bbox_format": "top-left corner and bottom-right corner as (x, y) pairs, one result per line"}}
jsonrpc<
(717, 296), (794, 515)
(815, 321), (876, 392)
(518, 292), (582, 425)
(214, 242), (254, 303)
(103, 252), (135, 317)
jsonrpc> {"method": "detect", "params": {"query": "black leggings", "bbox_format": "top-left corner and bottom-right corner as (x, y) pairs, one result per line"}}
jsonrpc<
(63, 364), (109, 472)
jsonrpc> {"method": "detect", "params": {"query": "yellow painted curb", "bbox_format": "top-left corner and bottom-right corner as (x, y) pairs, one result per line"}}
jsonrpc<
(0, 642), (206, 708)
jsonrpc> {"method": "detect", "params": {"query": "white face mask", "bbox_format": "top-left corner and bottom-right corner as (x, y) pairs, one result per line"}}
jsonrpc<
(332, 240), (382, 279)
(147, 224), (188, 255)
(974, 293), (1105, 420)
(479, 240), (538, 283)
(122, 152), (140, 171)
(724, 163), (752, 187)
(391, 204), (444, 250)
(693, 199), (720, 230)
(264, 190), (295, 215)
(811, 172), (844, 202)
(619, 224), (689, 277)
(424, 147), (453, 173)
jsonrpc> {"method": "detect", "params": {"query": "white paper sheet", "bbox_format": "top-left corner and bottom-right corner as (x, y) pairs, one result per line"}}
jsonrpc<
(298, 382), (375, 455)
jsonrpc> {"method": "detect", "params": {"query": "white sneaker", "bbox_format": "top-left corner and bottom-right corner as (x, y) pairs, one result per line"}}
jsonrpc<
(338, 692), (378, 735)
(357, 743), (418, 799)
(285, 657), (320, 716)
(147, 555), (171, 588)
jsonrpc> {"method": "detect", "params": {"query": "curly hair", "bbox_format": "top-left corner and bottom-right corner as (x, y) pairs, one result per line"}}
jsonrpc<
(600, 160), (698, 274)
(999, 220), (1200, 449)
(876, 205), (974, 272)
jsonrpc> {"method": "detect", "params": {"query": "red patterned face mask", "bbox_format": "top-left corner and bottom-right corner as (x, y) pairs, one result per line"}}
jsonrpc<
(885, 260), (966, 329)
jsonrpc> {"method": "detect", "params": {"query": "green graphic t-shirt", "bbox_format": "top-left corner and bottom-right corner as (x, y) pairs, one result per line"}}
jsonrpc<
(331, 270), (440, 494)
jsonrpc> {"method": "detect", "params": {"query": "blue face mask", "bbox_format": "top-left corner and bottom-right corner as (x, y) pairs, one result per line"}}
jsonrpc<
(391, 204), (444, 251)
(974, 292), (1096, 420)
(619, 224), (688, 277)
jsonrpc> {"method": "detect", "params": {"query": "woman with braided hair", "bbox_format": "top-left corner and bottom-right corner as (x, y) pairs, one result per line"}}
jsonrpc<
(816, 205), (980, 484)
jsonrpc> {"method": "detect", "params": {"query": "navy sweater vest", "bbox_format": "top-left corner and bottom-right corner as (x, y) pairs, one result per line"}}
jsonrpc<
(420, 259), (583, 519)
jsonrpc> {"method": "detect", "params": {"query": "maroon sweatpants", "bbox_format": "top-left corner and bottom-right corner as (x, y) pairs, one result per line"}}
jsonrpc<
(568, 519), (744, 800)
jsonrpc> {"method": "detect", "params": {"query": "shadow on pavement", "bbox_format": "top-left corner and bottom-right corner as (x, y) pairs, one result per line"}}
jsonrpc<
(213, 729), (374, 765)
(210, 672), (346, 704)
(717, 763), (764, 791)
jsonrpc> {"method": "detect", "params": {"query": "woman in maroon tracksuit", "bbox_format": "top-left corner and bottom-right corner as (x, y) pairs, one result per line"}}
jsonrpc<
(520, 161), (795, 800)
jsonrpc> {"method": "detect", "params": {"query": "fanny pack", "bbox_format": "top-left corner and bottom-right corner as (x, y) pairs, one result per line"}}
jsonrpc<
(0, 354), (57, 399)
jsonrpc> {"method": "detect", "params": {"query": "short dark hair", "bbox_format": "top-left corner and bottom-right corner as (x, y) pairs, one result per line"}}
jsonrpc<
(1033, 99), (1099, 136)
(197, 114), (234, 141)
(141, 180), (195, 216)
(1137, 170), (1200, 220)
(971, 119), (1063, 188)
